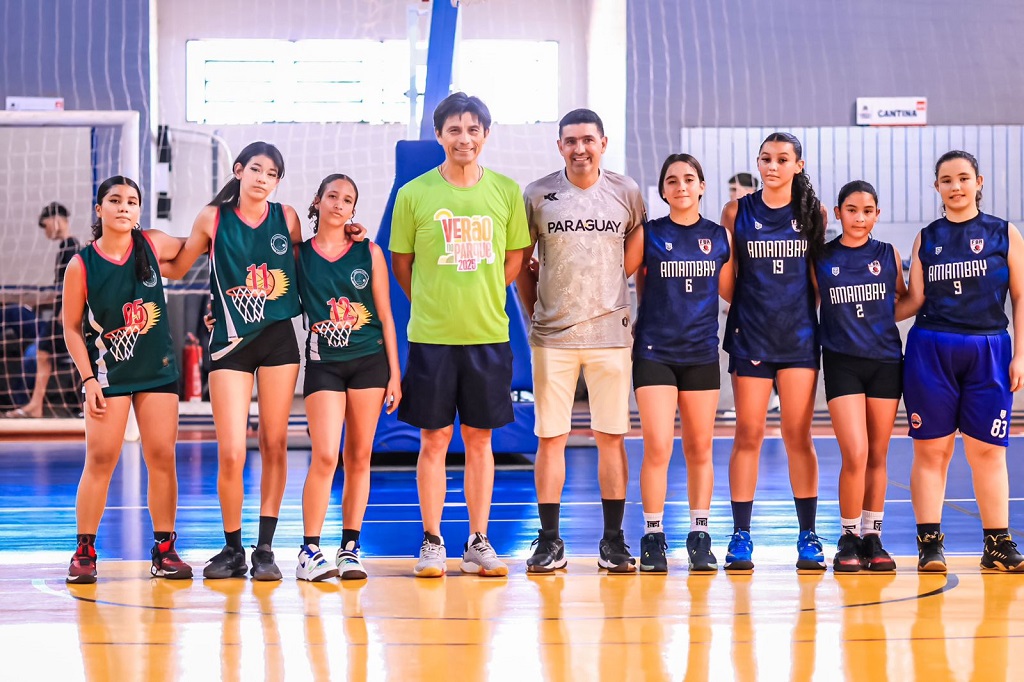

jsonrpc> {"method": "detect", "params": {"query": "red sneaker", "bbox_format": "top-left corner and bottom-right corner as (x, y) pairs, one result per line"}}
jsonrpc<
(67, 543), (98, 584)
(150, 532), (193, 580)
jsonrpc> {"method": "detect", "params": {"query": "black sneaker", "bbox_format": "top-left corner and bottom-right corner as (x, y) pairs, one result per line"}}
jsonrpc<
(526, 530), (567, 573)
(833, 534), (862, 573)
(250, 544), (283, 581)
(598, 530), (636, 573)
(686, 531), (718, 572)
(917, 532), (946, 573)
(859, 534), (896, 572)
(981, 533), (1024, 572)
(203, 545), (247, 579)
(639, 532), (668, 573)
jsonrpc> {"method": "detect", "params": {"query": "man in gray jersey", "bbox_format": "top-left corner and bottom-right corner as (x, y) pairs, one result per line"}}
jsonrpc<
(516, 108), (646, 573)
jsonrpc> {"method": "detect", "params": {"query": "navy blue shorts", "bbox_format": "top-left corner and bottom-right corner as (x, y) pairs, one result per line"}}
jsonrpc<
(728, 355), (819, 379)
(398, 342), (514, 430)
(903, 326), (1012, 446)
(38, 319), (67, 356)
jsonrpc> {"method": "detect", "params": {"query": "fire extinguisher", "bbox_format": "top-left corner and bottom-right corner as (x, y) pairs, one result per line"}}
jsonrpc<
(183, 333), (203, 402)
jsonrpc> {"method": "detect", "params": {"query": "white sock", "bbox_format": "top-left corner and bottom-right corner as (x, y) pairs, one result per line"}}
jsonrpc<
(690, 509), (710, 533)
(643, 511), (664, 534)
(862, 510), (883, 537)
(840, 516), (860, 536)
(468, 532), (485, 547)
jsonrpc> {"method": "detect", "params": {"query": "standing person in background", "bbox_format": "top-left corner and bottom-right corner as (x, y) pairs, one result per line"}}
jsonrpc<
(897, 150), (1024, 573)
(633, 154), (733, 573)
(6, 202), (82, 418)
(516, 108), (645, 574)
(815, 181), (903, 572)
(722, 132), (827, 573)
(390, 92), (531, 578)
(63, 176), (190, 583)
(728, 173), (759, 201)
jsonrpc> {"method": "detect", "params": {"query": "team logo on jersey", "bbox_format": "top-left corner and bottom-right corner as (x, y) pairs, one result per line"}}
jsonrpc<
(665, 242), (673, 251)
(698, 238), (712, 254)
(270, 233), (290, 256)
(750, 360), (762, 366)
(868, 260), (881, 276)
(350, 268), (370, 289)
(831, 267), (840, 276)
(910, 412), (923, 429)
(753, 221), (763, 230)
(935, 246), (942, 255)
(791, 219), (800, 232)
(971, 238), (984, 254)
(433, 208), (496, 272)
(143, 268), (159, 288)
(103, 298), (161, 362)
(311, 296), (373, 348)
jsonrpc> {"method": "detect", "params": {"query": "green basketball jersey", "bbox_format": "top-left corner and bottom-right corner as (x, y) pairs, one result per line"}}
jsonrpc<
(209, 202), (301, 360)
(297, 238), (383, 362)
(78, 233), (178, 392)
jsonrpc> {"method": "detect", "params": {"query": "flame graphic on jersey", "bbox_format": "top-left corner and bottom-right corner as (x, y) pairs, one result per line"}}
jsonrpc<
(244, 267), (290, 300)
(138, 302), (161, 334)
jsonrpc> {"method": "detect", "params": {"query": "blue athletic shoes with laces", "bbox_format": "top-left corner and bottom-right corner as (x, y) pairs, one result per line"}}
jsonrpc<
(796, 530), (827, 571)
(724, 530), (754, 571)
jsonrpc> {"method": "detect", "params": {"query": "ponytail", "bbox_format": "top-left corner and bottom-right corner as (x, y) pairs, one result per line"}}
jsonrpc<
(130, 227), (155, 283)
(209, 177), (242, 207)
(92, 175), (151, 282)
(792, 171), (825, 260)
(210, 141), (286, 207)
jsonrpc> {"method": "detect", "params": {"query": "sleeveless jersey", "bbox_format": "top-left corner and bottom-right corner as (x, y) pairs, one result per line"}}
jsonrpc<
(634, 215), (730, 365)
(916, 212), (1010, 335)
(77, 233), (178, 392)
(815, 237), (902, 361)
(297, 238), (383, 362)
(209, 202), (301, 359)
(724, 191), (818, 362)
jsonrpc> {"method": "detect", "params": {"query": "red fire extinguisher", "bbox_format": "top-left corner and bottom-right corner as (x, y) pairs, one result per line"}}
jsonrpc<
(183, 333), (203, 402)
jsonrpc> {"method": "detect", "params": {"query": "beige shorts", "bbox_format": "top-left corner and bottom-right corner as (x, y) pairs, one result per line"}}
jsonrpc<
(531, 345), (631, 438)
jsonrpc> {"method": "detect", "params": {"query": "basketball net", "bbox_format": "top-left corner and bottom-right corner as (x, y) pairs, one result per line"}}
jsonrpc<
(314, 320), (354, 348)
(106, 325), (140, 362)
(228, 287), (268, 324)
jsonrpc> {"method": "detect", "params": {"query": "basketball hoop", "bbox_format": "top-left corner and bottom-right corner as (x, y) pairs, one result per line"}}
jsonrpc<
(311, 319), (354, 348)
(226, 286), (267, 324)
(105, 325), (140, 362)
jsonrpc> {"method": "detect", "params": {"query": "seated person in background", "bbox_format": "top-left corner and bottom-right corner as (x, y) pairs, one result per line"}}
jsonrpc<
(5, 202), (81, 418)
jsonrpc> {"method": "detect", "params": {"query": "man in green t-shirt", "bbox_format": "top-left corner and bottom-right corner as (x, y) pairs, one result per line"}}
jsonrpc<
(390, 92), (531, 578)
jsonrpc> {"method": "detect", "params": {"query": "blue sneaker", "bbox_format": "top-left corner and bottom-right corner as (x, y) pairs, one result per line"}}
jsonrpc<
(724, 530), (754, 571)
(796, 530), (826, 571)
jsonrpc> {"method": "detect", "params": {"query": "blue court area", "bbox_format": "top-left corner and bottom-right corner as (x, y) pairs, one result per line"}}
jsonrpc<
(1, 436), (1021, 565)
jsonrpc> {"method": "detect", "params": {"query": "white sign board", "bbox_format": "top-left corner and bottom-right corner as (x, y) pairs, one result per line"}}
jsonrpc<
(856, 97), (927, 126)
(5, 96), (65, 111)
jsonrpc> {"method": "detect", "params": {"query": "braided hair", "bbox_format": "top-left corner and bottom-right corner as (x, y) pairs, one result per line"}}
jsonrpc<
(760, 132), (826, 260)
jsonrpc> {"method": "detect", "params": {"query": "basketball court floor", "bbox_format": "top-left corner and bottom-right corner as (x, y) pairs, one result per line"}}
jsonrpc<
(2, 433), (1022, 680)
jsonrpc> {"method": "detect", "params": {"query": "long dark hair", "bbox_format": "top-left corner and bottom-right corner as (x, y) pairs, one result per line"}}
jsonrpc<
(209, 141), (286, 206)
(760, 132), (825, 259)
(308, 174), (359, 234)
(657, 153), (705, 204)
(91, 176), (151, 283)
(935, 150), (982, 212)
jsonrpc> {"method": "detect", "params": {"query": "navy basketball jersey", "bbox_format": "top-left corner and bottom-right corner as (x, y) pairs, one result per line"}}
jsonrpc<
(634, 215), (730, 365)
(723, 191), (818, 362)
(816, 237), (902, 361)
(916, 212), (1010, 334)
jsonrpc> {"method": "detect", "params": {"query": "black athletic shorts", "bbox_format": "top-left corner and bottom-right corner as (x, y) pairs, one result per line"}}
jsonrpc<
(210, 319), (300, 373)
(303, 350), (389, 397)
(822, 349), (902, 402)
(633, 358), (720, 391)
(103, 380), (179, 399)
(728, 355), (819, 379)
(398, 342), (514, 430)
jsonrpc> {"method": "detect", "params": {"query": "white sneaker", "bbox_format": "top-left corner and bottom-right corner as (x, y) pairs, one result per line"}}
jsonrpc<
(335, 542), (368, 580)
(414, 539), (447, 578)
(296, 544), (338, 582)
(461, 533), (508, 577)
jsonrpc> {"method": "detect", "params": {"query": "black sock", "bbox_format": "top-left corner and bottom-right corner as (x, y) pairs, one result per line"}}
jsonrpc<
(225, 529), (243, 551)
(917, 523), (941, 539)
(538, 503), (560, 536)
(153, 531), (172, 543)
(601, 499), (625, 540)
(731, 500), (753, 533)
(76, 533), (97, 547)
(257, 516), (278, 548)
(794, 496), (817, 533)
(341, 528), (361, 549)
(984, 527), (1009, 540)
(424, 531), (442, 546)
(303, 536), (321, 548)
